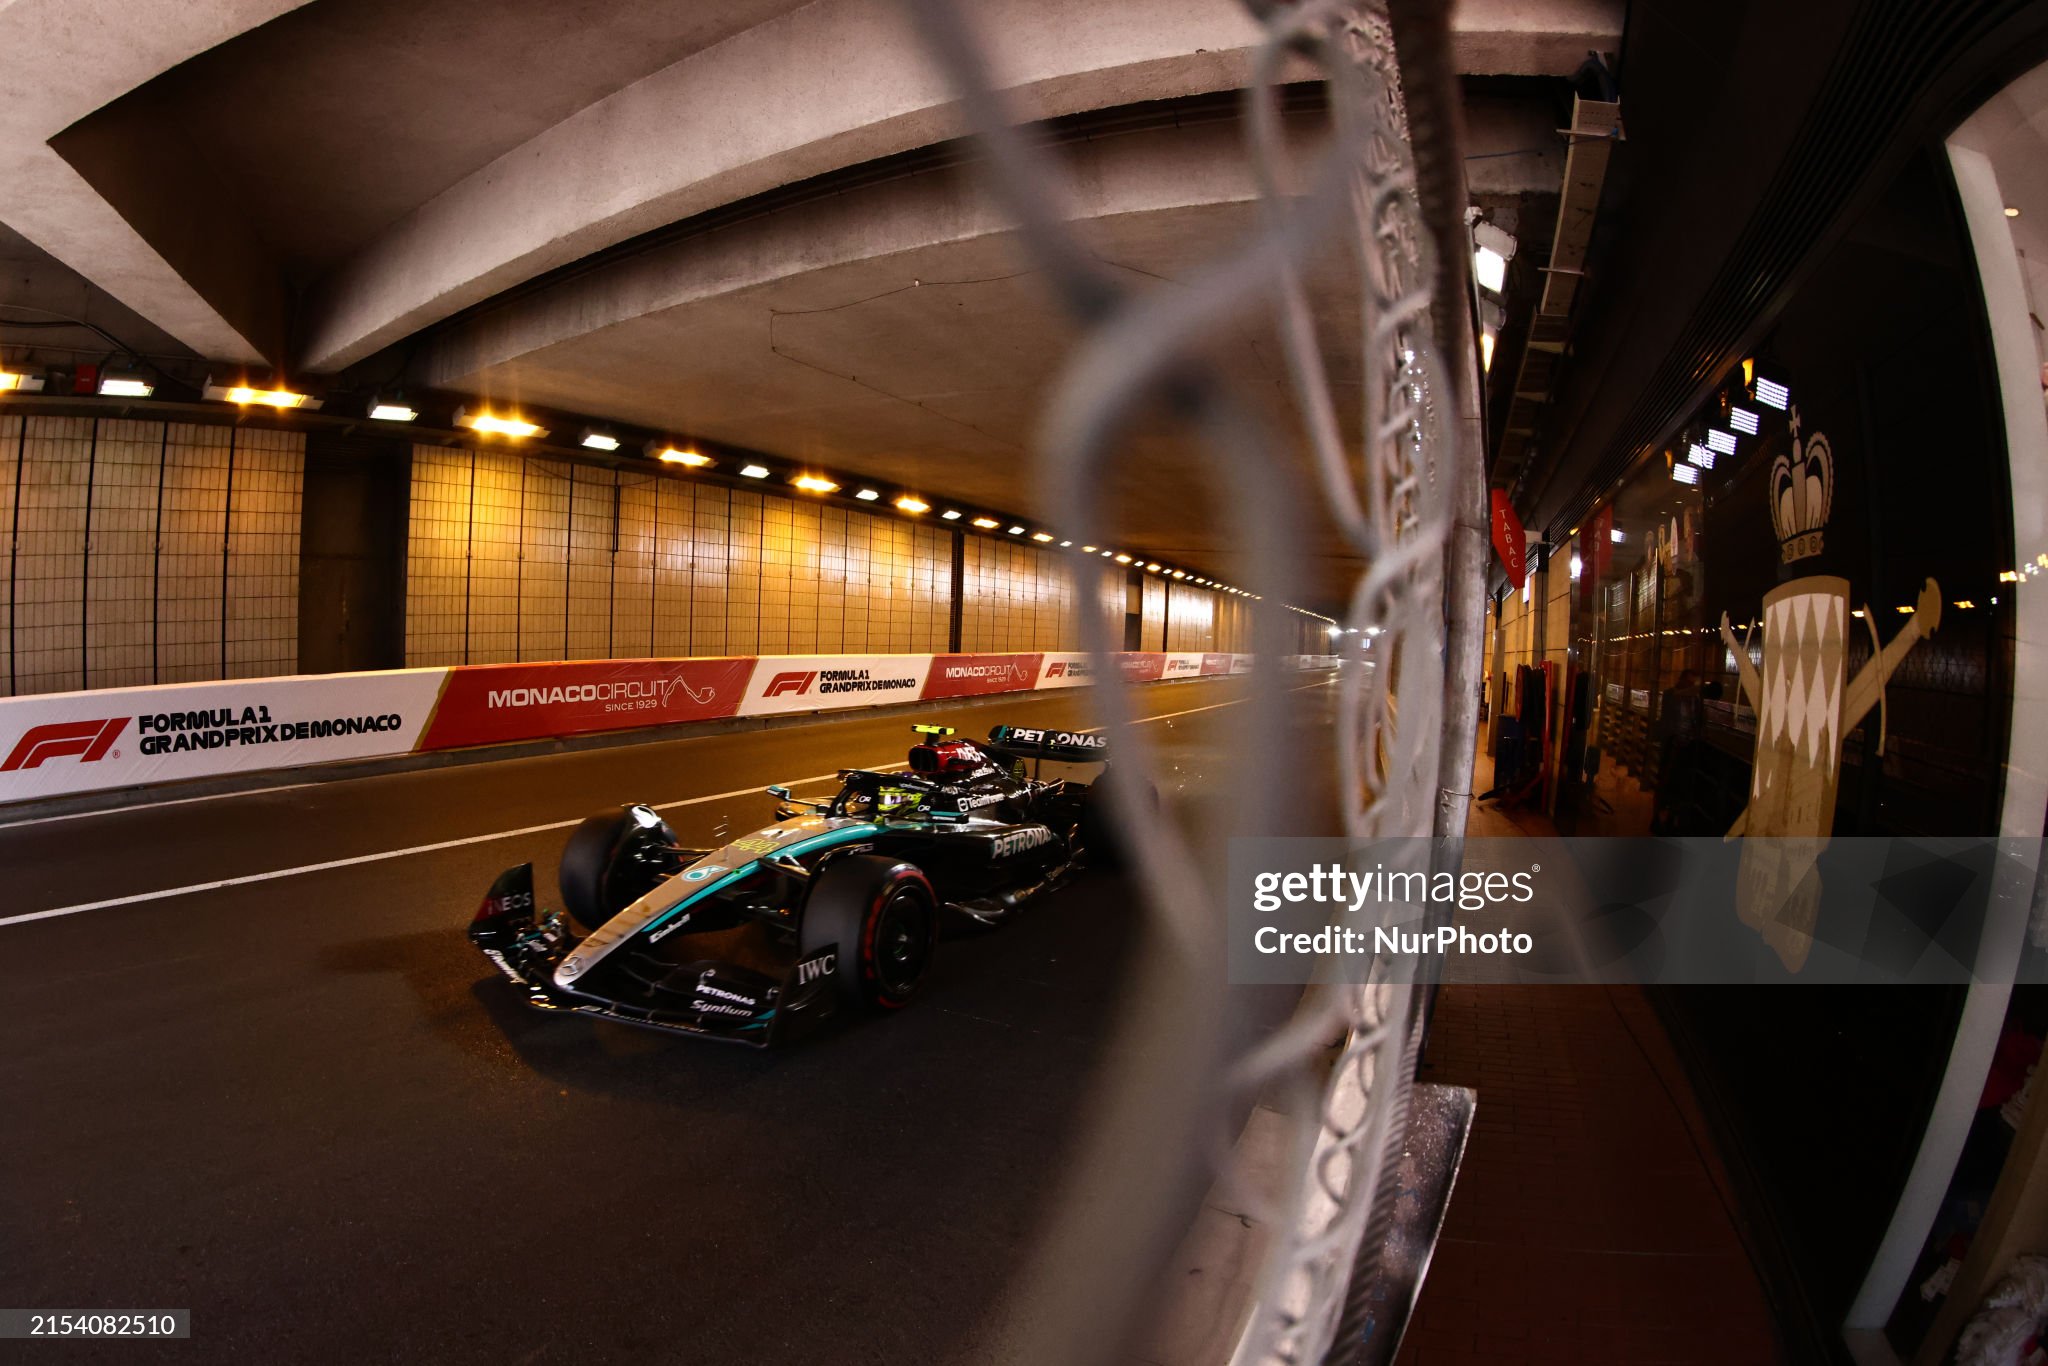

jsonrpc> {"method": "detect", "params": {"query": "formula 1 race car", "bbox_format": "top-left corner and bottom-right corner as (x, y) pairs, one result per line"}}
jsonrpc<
(467, 723), (1132, 1047)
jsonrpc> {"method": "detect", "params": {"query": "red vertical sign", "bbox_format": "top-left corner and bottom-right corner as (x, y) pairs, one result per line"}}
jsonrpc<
(1490, 489), (1527, 590)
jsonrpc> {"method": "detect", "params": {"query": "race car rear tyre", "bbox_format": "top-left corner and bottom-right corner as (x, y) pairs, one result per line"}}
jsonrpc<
(1078, 773), (1157, 872)
(801, 856), (938, 1012)
(559, 805), (680, 933)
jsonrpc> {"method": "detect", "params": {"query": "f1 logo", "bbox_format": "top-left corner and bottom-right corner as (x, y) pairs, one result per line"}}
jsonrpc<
(763, 671), (816, 698)
(2, 717), (129, 771)
(1046, 662), (1067, 678)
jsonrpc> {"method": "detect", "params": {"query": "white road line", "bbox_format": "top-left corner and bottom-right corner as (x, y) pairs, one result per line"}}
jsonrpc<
(0, 779), (330, 831)
(0, 686), (1298, 930)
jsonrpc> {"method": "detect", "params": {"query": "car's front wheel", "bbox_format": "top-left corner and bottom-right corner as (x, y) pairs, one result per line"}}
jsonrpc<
(558, 804), (680, 933)
(800, 855), (938, 1012)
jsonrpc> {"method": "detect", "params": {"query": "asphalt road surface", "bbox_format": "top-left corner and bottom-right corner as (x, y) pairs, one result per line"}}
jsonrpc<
(0, 676), (1322, 1364)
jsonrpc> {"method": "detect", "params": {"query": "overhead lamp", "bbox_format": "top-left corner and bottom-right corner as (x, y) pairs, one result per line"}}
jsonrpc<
(739, 463), (770, 479)
(896, 495), (930, 514)
(1671, 462), (1699, 486)
(1753, 377), (1790, 410)
(971, 516), (1000, 529)
(1472, 221), (1515, 295)
(853, 488), (881, 501)
(1059, 540), (1072, 548)
(0, 369), (45, 393)
(1706, 429), (1736, 455)
(581, 429), (621, 452)
(1480, 327), (1496, 373)
(1569, 553), (1582, 581)
(369, 400), (417, 422)
(454, 407), (545, 439)
(1081, 545), (1098, 553)
(1897, 604), (1915, 614)
(1611, 528), (1624, 543)
(792, 475), (839, 493)
(1115, 554), (1133, 564)
(1031, 531), (1054, 543)
(1007, 525), (1025, 535)
(1728, 407), (1760, 436)
(1144, 563), (1162, 572)
(1327, 625), (1345, 640)
(98, 374), (153, 398)
(941, 509), (963, 521)
(650, 444), (713, 467)
(1171, 570), (1187, 579)
(1686, 443), (1715, 470)
(1099, 550), (1113, 558)
(205, 381), (318, 410)
(2006, 206), (2021, 218)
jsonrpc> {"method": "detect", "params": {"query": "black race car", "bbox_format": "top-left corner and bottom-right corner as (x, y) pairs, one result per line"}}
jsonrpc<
(467, 723), (1130, 1046)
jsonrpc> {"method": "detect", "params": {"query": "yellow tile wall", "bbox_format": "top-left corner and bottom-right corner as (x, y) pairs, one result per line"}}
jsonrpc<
(0, 415), (14, 696)
(224, 426), (302, 680)
(404, 444), (470, 667)
(468, 449), (524, 664)
(651, 478), (695, 656)
(84, 419), (160, 689)
(12, 416), (91, 693)
(520, 458), (571, 662)
(612, 472), (657, 660)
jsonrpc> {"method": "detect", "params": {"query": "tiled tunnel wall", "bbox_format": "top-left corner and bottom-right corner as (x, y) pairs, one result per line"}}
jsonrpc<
(0, 418), (1263, 697)
(405, 442), (1249, 664)
(0, 414), (302, 697)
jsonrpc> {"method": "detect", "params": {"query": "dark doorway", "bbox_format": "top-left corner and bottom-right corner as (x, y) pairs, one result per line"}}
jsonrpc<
(298, 431), (408, 674)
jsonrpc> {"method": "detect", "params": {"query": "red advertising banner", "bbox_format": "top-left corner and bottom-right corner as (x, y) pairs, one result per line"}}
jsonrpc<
(921, 654), (1043, 700)
(1118, 653), (1167, 683)
(418, 657), (755, 750)
(1490, 488), (1527, 590)
(1200, 653), (1235, 675)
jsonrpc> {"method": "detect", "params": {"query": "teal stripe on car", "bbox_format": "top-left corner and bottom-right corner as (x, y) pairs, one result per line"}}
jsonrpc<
(637, 825), (888, 938)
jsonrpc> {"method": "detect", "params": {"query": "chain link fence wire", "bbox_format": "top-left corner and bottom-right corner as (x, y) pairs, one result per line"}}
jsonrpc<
(902, 2), (1482, 1362)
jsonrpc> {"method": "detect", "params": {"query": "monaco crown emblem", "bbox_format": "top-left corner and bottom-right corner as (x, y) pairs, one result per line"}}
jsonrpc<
(1770, 406), (1832, 564)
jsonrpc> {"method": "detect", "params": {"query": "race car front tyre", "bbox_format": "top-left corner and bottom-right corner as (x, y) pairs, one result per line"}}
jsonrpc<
(801, 856), (938, 1012)
(558, 804), (681, 934)
(1078, 772), (1157, 872)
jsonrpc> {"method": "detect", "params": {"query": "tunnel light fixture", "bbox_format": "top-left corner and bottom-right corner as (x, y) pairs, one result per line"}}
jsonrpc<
(1145, 562), (1162, 572)
(1753, 377), (1790, 410)
(0, 369), (45, 392)
(1115, 554), (1133, 564)
(1081, 545), (1097, 553)
(792, 475), (839, 493)
(2006, 206), (2021, 218)
(1686, 443), (1715, 470)
(369, 400), (417, 422)
(205, 381), (318, 410)
(581, 429), (621, 452)
(1479, 327), (1496, 373)
(971, 516), (1000, 529)
(454, 407), (545, 439)
(853, 488), (881, 501)
(1031, 531), (1055, 543)
(650, 444), (713, 467)
(1059, 540), (1072, 548)
(1327, 624), (1345, 639)
(1171, 569), (1187, 579)
(1728, 406), (1760, 436)
(98, 374), (153, 398)
(1706, 429), (1737, 455)
(1007, 524), (1025, 535)
(895, 495), (929, 514)
(1611, 528), (1624, 543)
(1473, 246), (1506, 294)
(1671, 462), (1699, 486)
(739, 463), (770, 479)
(1898, 604), (1915, 614)
(941, 509), (962, 520)
(1100, 550), (1114, 558)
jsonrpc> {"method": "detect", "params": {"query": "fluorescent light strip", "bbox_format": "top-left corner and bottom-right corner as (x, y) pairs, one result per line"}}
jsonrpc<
(1672, 463), (1700, 485)
(1706, 429), (1736, 455)
(1729, 407), (1760, 435)
(1754, 377), (1790, 410)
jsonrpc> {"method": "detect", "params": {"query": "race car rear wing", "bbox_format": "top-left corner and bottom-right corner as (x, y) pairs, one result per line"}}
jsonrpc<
(984, 725), (1109, 765)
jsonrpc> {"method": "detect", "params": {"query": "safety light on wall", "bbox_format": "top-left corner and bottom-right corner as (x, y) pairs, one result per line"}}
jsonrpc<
(853, 488), (881, 501)
(1031, 531), (1054, 542)
(369, 400), (417, 422)
(454, 407), (546, 439)
(98, 373), (153, 398)
(649, 444), (713, 467)
(581, 429), (621, 451)
(792, 475), (839, 493)
(739, 463), (770, 479)
(941, 509), (962, 520)
(895, 495), (929, 514)
(204, 381), (319, 410)
(1753, 376), (1791, 410)
(0, 369), (45, 392)
(971, 516), (1000, 529)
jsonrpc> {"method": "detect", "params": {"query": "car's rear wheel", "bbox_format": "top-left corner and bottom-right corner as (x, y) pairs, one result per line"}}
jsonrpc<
(559, 804), (680, 933)
(800, 855), (938, 1012)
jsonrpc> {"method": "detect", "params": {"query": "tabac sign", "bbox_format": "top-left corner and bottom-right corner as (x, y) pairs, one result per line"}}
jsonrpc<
(1490, 489), (1527, 590)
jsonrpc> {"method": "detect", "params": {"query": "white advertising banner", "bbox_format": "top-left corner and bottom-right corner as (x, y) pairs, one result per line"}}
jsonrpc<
(1162, 652), (1207, 680)
(736, 655), (933, 717)
(0, 669), (450, 802)
(1034, 653), (1100, 690)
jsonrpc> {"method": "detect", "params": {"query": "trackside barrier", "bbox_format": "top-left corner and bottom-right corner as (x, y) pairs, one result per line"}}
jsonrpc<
(0, 651), (1297, 803)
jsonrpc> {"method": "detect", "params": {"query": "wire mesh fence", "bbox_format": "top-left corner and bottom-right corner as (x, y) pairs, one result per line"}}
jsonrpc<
(902, 1), (1482, 1362)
